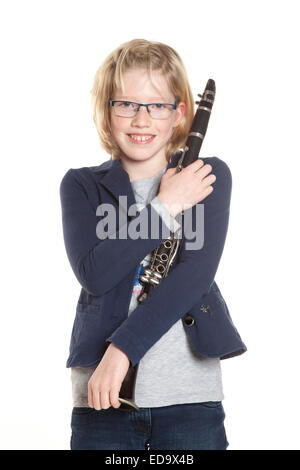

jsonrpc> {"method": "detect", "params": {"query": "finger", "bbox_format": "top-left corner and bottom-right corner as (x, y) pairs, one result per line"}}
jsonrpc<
(110, 388), (121, 409)
(88, 381), (94, 409)
(100, 390), (111, 410)
(185, 159), (204, 172)
(202, 185), (214, 197)
(202, 173), (216, 187)
(195, 163), (213, 177)
(93, 388), (101, 410)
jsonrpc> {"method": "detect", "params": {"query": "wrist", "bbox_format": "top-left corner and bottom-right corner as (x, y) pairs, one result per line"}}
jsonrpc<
(156, 194), (178, 218)
(110, 342), (130, 362)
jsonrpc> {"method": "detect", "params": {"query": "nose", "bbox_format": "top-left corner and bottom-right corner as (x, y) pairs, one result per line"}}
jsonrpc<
(131, 105), (151, 127)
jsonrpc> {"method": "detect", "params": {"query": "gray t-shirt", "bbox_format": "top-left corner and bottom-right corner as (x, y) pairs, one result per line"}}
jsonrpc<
(71, 167), (224, 408)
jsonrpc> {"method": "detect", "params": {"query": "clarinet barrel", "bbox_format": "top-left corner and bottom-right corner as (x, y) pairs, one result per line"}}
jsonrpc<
(178, 78), (216, 170)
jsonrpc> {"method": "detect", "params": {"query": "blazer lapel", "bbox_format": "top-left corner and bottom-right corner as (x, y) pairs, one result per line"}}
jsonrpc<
(98, 152), (182, 218)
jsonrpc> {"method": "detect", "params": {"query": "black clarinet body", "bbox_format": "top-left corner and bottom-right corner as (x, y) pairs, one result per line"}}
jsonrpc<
(118, 79), (216, 412)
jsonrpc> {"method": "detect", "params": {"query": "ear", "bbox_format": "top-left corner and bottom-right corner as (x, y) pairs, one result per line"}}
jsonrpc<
(173, 101), (186, 128)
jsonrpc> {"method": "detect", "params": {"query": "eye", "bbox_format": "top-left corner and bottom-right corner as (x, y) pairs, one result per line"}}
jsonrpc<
(115, 101), (133, 108)
(149, 103), (165, 110)
(116, 101), (131, 108)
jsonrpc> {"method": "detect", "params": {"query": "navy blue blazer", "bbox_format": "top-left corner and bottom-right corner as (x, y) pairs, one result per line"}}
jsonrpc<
(59, 152), (247, 368)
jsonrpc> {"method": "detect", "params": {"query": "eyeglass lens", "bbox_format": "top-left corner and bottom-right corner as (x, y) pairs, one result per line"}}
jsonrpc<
(112, 101), (174, 119)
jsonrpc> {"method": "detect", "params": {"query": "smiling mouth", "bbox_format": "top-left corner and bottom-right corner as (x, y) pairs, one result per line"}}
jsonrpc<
(127, 134), (156, 144)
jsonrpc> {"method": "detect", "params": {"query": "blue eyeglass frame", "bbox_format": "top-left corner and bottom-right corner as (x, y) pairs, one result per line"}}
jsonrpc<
(109, 99), (178, 115)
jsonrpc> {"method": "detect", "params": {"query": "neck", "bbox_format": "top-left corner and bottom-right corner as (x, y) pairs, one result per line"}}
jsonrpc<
(120, 155), (169, 182)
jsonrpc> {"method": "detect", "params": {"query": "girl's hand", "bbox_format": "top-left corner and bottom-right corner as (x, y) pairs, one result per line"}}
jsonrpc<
(88, 342), (130, 410)
(157, 159), (216, 217)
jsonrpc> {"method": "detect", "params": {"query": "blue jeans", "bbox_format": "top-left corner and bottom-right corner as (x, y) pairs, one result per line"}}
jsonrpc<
(70, 401), (229, 450)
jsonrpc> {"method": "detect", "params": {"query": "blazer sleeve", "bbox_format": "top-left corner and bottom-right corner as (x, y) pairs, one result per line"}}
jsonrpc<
(59, 168), (179, 296)
(106, 157), (232, 367)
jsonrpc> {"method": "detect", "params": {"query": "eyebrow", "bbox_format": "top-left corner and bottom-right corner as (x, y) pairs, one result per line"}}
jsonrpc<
(113, 96), (173, 102)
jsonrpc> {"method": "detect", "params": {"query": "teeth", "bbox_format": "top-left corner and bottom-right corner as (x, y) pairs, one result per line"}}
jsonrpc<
(129, 135), (153, 141)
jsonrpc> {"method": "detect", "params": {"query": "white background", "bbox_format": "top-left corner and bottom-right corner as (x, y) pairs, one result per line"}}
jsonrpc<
(1, 0), (299, 450)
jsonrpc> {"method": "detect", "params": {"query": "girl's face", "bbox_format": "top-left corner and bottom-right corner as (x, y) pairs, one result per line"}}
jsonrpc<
(110, 68), (186, 168)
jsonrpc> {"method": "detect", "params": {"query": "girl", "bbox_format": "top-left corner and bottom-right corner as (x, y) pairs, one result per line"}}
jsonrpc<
(60, 38), (247, 451)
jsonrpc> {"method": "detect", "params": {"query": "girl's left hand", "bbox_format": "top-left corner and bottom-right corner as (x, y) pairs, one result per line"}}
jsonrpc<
(88, 342), (130, 410)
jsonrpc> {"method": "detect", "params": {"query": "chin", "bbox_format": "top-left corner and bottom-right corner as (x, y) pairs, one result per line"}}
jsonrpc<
(121, 147), (159, 159)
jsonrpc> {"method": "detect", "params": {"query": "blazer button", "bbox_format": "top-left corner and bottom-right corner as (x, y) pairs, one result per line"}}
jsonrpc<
(184, 314), (195, 326)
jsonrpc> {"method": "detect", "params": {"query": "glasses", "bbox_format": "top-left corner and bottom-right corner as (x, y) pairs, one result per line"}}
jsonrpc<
(109, 99), (178, 120)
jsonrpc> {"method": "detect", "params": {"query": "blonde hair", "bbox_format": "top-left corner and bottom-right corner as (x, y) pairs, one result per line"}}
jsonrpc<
(90, 38), (195, 163)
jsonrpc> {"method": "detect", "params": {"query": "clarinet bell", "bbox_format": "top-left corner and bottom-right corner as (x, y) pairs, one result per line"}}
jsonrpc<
(118, 397), (140, 412)
(118, 363), (140, 412)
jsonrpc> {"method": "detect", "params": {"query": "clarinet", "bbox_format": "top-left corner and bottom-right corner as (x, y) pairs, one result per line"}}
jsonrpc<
(118, 79), (216, 412)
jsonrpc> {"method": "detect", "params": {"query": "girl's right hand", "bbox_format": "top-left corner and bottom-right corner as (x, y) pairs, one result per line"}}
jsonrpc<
(157, 159), (216, 217)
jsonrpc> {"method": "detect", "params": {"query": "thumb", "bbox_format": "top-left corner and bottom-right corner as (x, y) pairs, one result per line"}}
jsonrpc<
(165, 167), (177, 176)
